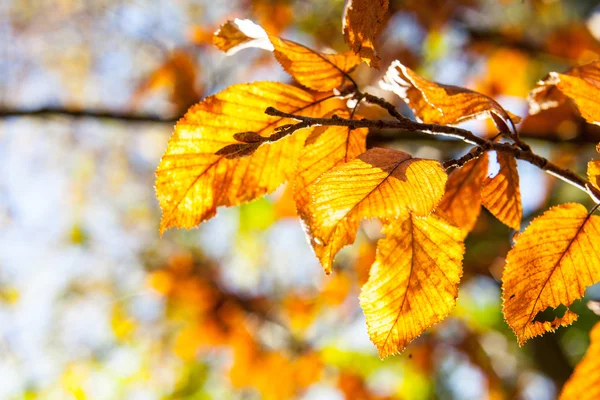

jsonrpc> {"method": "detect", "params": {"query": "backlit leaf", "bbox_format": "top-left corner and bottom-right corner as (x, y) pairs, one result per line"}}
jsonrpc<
(214, 19), (361, 91)
(588, 160), (600, 190)
(156, 82), (334, 233)
(380, 61), (520, 134)
(559, 321), (600, 400)
(342, 0), (389, 68)
(529, 61), (600, 125)
(436, 152), (489, 237)
(305, 147), (447, 274)
(502, 203), (600, 345)
(482, 152), (522, 230)
(360, 214), (464, 358)
(294, 111), (368, 225)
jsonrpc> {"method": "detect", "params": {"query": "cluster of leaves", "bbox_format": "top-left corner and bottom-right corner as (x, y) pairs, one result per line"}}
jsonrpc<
(155, 0), (600, 383)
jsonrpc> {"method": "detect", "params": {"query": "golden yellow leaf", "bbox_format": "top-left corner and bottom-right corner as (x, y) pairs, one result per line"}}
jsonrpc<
(559, 322), (600, 400)
(156, 82), (335, 233)
(588, 160), (600, 190)
(482, 152), (522, 230)
(360, 214), (464, 358)
(436, 152), (489, 236)
(529, 61), (600, 125)
(380, 61), (520, 133)
(342, 0), (389, 68)
(294, 111), (368, 224)
(214, 19), (361, 91)
(305, 147), (447, 274)
(502, 203), (600, 345)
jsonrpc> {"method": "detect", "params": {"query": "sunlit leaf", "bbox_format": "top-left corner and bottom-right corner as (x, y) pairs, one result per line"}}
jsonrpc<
(529, 61), (600, 125)
(436, 152), (489, 237)
(214, 19), (361, 91)
(305, 147), (447, 274)
(380, 61), (520, 133)
(588, 160), (600, 190)
(360, 214), (464, 358)
(294, 111), (368, 224)
(156, 82), (335, 233)
(482, 152), (522, 230)
(559, 321), (600, 400)
(502, 203), (600, 345)
(342, 0), (389, 68)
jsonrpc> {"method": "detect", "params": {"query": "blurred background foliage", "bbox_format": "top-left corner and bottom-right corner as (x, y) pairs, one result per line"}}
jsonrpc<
(2, 0), (600, 399)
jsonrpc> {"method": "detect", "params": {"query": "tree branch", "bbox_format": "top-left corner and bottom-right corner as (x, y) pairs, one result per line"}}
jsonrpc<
(263, 106), (600, 204)
(0, 107), (177, 123)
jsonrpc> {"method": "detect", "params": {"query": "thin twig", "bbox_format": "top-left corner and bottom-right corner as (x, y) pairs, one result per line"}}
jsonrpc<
(264, 106), (600, 203)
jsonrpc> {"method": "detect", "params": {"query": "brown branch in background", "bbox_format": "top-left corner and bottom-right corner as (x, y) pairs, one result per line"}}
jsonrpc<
(0, 107), (177, 123)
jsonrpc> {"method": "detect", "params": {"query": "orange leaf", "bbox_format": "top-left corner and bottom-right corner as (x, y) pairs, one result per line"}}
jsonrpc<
(304, 147), (447, 274)
(131, 50), (201, 114)
(156, 82), (335, 233)
(529, 61), (600, 125)
(436, 152), (489, 237)
(482, 152), (522, 230)
(214, 19), (361, 91)
(380, 61), (520, 133)
(342, 0), (389, 68)
(559, 322), (600, 400)
(294, 111), (368, 224)
(588, 160), (600, 190)
(502, 203), (600, 345)
(360, 214), (464, 358)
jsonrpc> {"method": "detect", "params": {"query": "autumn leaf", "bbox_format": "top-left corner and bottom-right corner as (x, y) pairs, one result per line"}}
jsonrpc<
(360, 214), (464, 358)
(559, 321), (600, 400)
(342, 0), (389, 68)
(131, 50), (201, 114)
(529, 61), (600, 125)
(436, 152), (489, 237)
(214, 19), (361, 91)
(588, 160), (600, 190)
(156, 82), (338, 233)
(304, 147), (447, 274)
(294, 111), (368, 224)
(502, 203), (600, 345)
(482, 152), (522, 230)
(380, 61), (521, 134)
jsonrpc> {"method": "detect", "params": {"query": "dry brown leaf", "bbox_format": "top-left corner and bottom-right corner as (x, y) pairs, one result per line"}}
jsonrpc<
(294, 111), (368, 225)
(502, 203), (600, 345)
(156, 82), (337, 233)
(529, 61), (600, 125)
(342, 0), (389, 68)
(360, 214), (464, 358)
(305, 147), (447, 274)
(482, 152), (522, 230)
(214, 19), (361, 91)
(559, 322), (600, 400)
(380, 61), (520, 134)
(436, 152), (489, 237)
